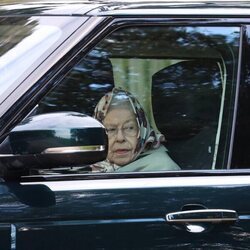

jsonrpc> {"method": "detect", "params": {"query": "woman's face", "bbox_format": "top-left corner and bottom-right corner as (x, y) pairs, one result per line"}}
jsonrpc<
(103, 108), (139, 166)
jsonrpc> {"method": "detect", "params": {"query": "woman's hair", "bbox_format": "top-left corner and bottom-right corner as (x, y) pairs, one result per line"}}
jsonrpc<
(94, 88), (165, 157)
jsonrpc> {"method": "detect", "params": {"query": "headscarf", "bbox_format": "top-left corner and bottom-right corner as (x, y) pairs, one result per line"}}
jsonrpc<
(93, 88), (165, 171)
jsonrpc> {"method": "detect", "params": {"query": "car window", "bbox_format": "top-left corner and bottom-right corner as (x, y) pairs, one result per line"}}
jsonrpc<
(15, 25), (242, 174)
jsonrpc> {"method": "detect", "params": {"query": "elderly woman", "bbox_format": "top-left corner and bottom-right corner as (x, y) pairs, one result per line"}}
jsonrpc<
(92, 88), (180, 172)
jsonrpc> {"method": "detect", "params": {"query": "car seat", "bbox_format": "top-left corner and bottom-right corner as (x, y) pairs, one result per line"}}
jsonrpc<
(152, 59), (223, 169)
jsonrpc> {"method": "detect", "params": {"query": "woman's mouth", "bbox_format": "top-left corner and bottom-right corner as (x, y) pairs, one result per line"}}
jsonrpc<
(114, 149), (130, 156)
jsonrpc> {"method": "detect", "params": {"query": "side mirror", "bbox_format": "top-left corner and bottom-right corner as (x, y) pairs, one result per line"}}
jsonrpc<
(0, 112), (108, 176)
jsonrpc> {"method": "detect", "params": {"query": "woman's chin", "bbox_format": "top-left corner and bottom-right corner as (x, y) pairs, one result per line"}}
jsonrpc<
(113, 157), (132, 166)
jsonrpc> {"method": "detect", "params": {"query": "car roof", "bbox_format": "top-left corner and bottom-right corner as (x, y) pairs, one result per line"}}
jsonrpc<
(0, 1), (102, 16)
(0, 0), (250, 16)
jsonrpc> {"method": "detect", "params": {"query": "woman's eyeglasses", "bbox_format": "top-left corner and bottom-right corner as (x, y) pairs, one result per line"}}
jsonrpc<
(106, 124), (138, 137)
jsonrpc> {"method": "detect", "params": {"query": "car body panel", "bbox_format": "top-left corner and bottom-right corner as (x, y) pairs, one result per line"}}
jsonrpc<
(2, 1), (250, 17)
(0, 16), (108, 133)
(0, 16), (88, 104)
(0, 2), (102, 16)
(0, 1), (250, 249)
(0, 174), (249, 249)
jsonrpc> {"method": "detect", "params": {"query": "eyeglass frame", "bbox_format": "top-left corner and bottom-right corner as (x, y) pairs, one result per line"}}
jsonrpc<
(105, 123), (139, 138)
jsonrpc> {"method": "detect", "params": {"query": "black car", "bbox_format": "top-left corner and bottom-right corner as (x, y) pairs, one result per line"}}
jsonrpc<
(0, 0), (250, 249)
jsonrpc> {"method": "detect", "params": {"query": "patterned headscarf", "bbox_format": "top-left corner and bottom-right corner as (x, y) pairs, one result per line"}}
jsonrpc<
(94, 88), (165, 161)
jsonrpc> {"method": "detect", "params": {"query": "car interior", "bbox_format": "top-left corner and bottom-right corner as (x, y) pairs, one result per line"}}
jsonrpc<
(35, 25), (237, 172)
(37, 56), (226, 171)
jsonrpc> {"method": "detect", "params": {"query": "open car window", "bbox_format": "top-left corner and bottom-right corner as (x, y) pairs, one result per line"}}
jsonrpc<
(22, 25), (241, 173)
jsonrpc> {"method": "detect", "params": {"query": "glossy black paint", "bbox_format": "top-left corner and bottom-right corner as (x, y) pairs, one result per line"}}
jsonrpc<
(2, 0), (250, 17)
(231, 26), (250, 169)
(0, 176), (249, 249)
(0, 112), (108, 176)
(0, 17), (111, 140)
(0, 2), (96, 16)
(0, 1), (250, 249)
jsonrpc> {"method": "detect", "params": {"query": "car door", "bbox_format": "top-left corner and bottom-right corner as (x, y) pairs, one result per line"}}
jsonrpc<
(1, 16), (250, 250)
(0, 13), (91, 249)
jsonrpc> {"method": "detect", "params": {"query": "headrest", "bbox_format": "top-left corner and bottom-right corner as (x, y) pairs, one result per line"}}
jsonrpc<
(152, 59), (222, 140)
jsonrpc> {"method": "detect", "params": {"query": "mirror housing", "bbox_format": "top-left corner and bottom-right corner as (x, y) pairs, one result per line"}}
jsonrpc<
(0, 112), (108, 175)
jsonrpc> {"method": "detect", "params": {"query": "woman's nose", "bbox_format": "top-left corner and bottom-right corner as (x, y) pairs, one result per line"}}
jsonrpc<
(115, 128), (126, 141)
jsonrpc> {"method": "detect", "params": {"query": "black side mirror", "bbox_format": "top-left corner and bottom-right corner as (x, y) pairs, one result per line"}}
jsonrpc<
(0, 112), (108, 177)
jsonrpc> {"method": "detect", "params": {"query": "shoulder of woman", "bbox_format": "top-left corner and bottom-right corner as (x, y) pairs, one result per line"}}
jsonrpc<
(117, 145), (180, 172)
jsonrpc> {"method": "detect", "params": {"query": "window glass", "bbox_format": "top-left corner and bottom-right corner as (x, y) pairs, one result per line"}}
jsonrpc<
(32, 25), (241, 173)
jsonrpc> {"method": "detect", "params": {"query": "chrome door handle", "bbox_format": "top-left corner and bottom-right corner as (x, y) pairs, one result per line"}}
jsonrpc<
(166, 209), (238, 224)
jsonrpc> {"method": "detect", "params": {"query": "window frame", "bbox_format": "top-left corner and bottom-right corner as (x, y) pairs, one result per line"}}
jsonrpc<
(2, 17), (246, 181)
(231, 25), (250, 169)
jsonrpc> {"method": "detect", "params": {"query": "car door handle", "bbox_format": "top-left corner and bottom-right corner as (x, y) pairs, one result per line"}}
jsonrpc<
(166, 209), (238, 224)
